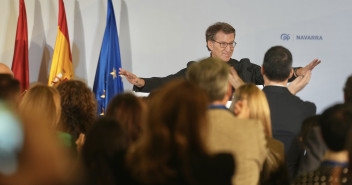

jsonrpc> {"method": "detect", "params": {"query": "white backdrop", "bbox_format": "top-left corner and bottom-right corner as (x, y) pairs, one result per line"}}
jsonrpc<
(1, 0), (352, 113)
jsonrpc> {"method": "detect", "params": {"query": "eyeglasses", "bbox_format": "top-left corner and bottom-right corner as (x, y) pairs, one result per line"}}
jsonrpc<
(212, 40), (237, 48)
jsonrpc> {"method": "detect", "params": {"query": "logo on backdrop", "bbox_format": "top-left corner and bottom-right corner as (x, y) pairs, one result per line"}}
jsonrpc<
(281, 34), (291, 41)
(281, 33), (323, 41)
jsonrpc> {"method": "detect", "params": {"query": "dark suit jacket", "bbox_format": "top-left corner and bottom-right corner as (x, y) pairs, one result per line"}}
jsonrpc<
(133, 58), (278, 92)
(262, 85), (316, 178)
(133, 58), (299, 92)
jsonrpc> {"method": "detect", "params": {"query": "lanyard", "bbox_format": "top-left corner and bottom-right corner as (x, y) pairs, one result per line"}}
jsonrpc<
(321, 160), (348, 167)
(208, 104), (227, 110)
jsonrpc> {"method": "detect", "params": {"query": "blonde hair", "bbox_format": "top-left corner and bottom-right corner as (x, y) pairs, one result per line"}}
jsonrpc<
(20, 83), (61, 128)
(230, 83), (272, 137)
(186, 57), (229, 102)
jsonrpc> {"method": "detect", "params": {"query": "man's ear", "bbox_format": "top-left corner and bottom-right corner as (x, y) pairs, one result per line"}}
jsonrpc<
(261, 65), (265, 75)
(207, 40), (214, 51)
(289, 68), (294, 79)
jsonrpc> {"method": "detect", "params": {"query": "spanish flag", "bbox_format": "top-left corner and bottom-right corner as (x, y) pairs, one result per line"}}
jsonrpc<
(48, 0), (73, 87)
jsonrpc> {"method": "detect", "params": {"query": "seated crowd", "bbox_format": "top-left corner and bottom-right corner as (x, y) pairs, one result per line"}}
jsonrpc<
(1, 45), (352, 185)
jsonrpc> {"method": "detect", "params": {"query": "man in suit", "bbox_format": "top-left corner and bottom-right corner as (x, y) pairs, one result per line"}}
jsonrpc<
(261, 46), (316, 178)
(186, 57), (267, 185)
(119, 22), (320, 92)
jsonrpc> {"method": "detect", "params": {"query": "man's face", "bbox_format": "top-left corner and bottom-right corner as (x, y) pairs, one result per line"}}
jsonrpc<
(208, 31), (235, 62)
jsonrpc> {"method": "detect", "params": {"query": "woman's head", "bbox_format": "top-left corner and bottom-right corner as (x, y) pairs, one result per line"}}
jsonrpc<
(106, 93), (145, 144)
(82, 117), (128, 185)
(20, 83), (61, 128)
(230, 83), (272, 137)
(127, 79), (209, 183)
(56, 80), (97, 140)
(144, 79), (209, 154)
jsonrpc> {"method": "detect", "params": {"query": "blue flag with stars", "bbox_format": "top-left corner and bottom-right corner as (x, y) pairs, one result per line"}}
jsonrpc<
(93, 0), (124, 116)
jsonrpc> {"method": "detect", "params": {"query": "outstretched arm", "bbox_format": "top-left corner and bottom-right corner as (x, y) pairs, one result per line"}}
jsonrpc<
(119, 68), (145, 88)
(288, 70), (312, 95)
(295, 59), (321, 77)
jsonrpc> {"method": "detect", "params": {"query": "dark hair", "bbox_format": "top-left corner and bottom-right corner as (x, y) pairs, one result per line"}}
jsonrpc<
(299, 115), (321, 143)
(205, 22), (235, 51)
(82, 117), (128, 185)
(344, 75), (352, 103)
(56, 80), (97, 140)
(262, 46), (292, 81)
(319, 104), (352, 151)
(0, 74), (20, 102)
(106, 93), (145, 144)
(127, 79), (209, 184)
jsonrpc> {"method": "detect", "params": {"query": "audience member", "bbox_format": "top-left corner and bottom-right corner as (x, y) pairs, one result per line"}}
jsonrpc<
(106, 93), (146, 144)
(119, 22), (320, 92)
(261, 46), (316, 178)
(229, 83), (287, 184)
(56, 80), (97, 153)
(0, 102), (23, 176)
(0, 74), (21, 109)
(295, 75), (352, 176)
(344, 75), (352, 104)
(20, 84), (61, 128)
(0, 101), (74, 185)
(19, 84), (77, 152)
(127, 79), (234, 185)
(81, 118), (128, 185)
(296, 115), (327, 174)
(0, 63), (13, 76)
(186, 57), (266, 185)
(292, 103), (352, 185)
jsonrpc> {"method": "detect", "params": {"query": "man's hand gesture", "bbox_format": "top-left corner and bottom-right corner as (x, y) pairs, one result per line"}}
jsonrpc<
(119, 68), (145, 87)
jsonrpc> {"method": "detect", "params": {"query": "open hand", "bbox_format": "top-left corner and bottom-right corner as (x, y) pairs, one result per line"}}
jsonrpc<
(228, 67), (244, 89)
(119, 68), (145, 87)
(296, 59), (321, 76)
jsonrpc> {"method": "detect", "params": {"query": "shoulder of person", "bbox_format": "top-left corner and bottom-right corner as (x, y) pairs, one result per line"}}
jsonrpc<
(187, 61), (196, 67)
(293, 96), (317, 112)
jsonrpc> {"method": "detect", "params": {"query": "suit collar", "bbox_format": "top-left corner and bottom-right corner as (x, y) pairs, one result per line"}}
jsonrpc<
(263, 85), (291, 94)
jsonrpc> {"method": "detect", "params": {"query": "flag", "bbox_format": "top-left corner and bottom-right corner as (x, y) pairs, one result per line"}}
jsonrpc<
(12, 0), (29, 92)
(48, 0), (73, 87)
(93, 0), (124, 116)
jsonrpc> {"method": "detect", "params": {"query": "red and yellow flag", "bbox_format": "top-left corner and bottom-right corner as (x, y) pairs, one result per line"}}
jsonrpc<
(12, 0), (29, 92)
(48, 0), (73, 87)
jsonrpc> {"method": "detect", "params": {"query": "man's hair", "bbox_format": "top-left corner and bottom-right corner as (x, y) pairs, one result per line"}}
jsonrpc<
(319, 103), (352, 152)
(262, 46), (293, 82)
(0, 74), (20, 101)
(186, 57), (229, 102)
(344, 75), (352, 103)
(205, 22), (236, 51)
